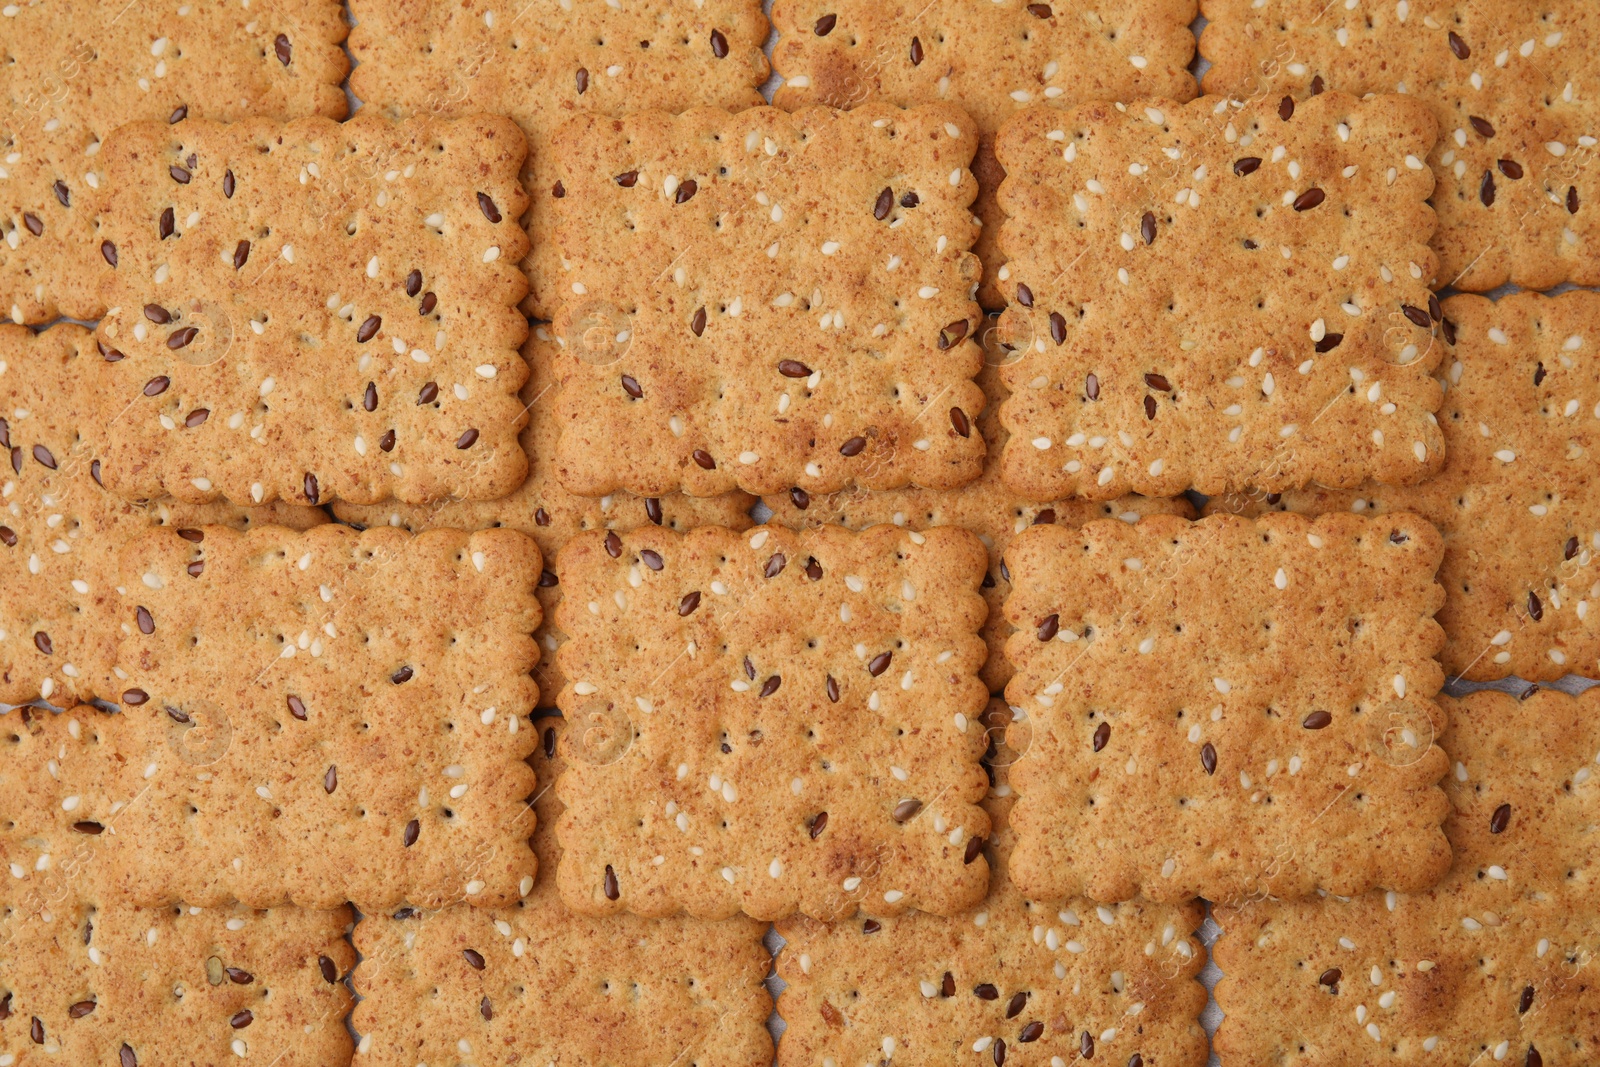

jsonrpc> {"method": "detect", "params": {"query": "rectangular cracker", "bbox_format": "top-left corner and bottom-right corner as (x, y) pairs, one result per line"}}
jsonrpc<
(348, 0), (770, 320)
(1207, 290), (1600, 683)
(93, 524), (541, 910)
(0, 324), (324, 708)
(1003, 511), (1453, 904)
(1215, 688), (1600, 1066)
(552, 523), (993, 920)
(771, 0), (1199, 308)
(549, 103), (988, 498)
(1200, 0), (1600, 292)
(764, 352), (1195, 695)
(351, 716), (775, 1067)
(994, 91), (1446, 500)
(0, 0), (350, 324)
(91, 115), (533, 507)
(0, 892), (355, 1066)
(334, 329), (756, 705)
(776, 732), (1210, 1067)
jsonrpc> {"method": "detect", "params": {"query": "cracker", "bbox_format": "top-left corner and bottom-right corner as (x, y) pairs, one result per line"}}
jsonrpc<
(993, 91), (1447, 501)
(549, 103), (988, 498)
(333, 330), (755, 705)
(764, 350), (1195, 695)
(775, 721), (1210, 1067)
(1200, 0), (1600, 293)
(1214, 687), (1600, 1066)
(0, 324), (324, 709)
(0, 892), (355, 1066)
(770, 0), (1199, 308)
(90, 115), (532, 507)
(347, 0), (770, 321)
(351, 716), (774, 1067)
(96, 524), (541, 910)
(0, 0), (350, 324)
(1207, 290), (1600, 683)
(552, 523), (993, 920)
(1003, 512), (1452, 904)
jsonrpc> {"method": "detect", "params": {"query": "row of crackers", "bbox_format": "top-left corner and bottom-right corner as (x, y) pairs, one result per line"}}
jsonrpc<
(2, 0), (1595, 324)
(3, 510), (1596, 1063)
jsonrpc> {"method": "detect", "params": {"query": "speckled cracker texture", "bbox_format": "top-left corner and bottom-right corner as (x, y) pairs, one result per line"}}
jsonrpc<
(91, 115), (532, 507)
(1207, 291), (1600, 683)
(776, 746), (1209, 1067)
(334, 330), (755, 705)
(771, 0), (1199, 309)
(1004, 512), (1452, 904)
(0, 0), (350, 325)
(99, 524), (541, 910)
(1215, 688), (1600, 1066)
(550, 103), (988, 498)
(348, 0), (769, 321)
(0, 324), (324, 708)
(553, 523), (993, 920)
(764, 354), (1195, 695)
(994, 90), (1446, 501)
(352, 716), (774, 1067)
(0, 892), (354, 1066)
(1200, 0), (1600, 293)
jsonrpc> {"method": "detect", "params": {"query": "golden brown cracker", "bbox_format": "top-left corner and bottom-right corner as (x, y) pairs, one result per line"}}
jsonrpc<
(1004, 512), (1452, 904)
(994, 91), (1445, 500)
(550, 103), (988, 498)
(101, 524), (542, 910)
(92, 115), (532, 507)
(553, 523), (993, 920)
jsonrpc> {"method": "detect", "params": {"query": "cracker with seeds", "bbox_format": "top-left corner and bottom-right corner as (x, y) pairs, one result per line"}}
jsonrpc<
(1215, 688), (1600, 1066)
(1207, 291), (1600, 682)
(91, 115), (532, 508)
(0, 324), (324, 708)
(552, 523), (992, 920)
(1004, 512), (1452, 904)
(549, 103), (987, 498)
(348, 0), (770, 321)
(764, 351), (1195, 694)
(0, 893), (354, 1065)
(776, 733), (1210, 1067)
(352, 716), (774, 1067)
(0, 0), (350, 325)
(96, 524), (541, 910)
(1200, 0), (1600, 292)
(994, 91), (1446, 501)
(334, 330), (755, 705)
(771, 0), (1199, 308)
